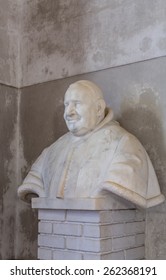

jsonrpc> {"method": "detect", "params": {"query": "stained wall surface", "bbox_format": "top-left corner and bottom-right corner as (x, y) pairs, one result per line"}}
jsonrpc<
(0, 85), (18, 259)
(19, 0), (166, 87)
(0, 0), (22, 87)
(0, 84), (38, 259)
(0, 0), (166, 259)
(1, 0), (166, 87)
(20, 57), (166, 259)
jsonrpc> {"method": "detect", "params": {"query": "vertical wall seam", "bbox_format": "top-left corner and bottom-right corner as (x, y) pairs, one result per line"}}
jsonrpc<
(16, 89), (21, 185)
(16, 0), (23, 88)
(14, 88), (21, 259)
(13, 0), (24, 258)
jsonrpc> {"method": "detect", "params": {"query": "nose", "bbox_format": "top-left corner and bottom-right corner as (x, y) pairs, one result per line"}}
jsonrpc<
(65, 103), (76, 116)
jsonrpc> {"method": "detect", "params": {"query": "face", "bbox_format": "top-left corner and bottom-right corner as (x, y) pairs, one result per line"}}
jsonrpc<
(64, 86), (100, 136)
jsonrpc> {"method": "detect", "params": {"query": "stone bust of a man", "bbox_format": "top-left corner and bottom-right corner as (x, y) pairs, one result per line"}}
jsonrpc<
(18, 80), (165, 208)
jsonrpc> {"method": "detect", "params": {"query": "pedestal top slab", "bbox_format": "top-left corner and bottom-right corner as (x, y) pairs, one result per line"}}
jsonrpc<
(32, 195), (135, 211)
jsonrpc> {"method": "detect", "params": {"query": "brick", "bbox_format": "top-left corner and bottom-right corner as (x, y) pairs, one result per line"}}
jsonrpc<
(125, 246), (145, 260)
(111, 210), (137, 223)
(38, 248), (52, 260)
(38, 209), (66, 221)
(112, 235), (135, 250)
(38, 234), (65, 249)
(83, 250), (125, 260)
(103, 251), (125, 260)
(66, 236), (112, 252)
(100, 238), (112, 252)
(83, 252), (101, 260)
(108, 221), (145, 237)
(99, 211), (113, 223)
(66, 236), (100, 252)
(53, 222), (82, 236)
(66, 210), (115, 223)
(83, 224), (101, 237)
(101, 224), (118, 237)
(83, 221), (145, 239)
(110, 223), (126, 237)
(39, 222), (52, 234)
(66, 210), (101, 223)
(110, 221), (145, 237)
(53, 250), (82, 260)
(112, 210), (145, 223)
(124, 221), (145, 235)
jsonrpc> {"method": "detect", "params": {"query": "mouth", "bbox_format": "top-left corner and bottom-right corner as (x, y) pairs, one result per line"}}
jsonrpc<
(66, 116), (81, 122)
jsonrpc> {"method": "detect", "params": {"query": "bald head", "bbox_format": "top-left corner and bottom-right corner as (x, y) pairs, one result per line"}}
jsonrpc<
(64, 80), (106, 136)
(66, 80), (104, 100)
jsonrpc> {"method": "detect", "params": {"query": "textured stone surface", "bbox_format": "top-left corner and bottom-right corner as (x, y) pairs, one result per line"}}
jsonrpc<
(19, 0), (166, 86)
(1, 0), (166, 87)
(0, 0), (22, 86)
(145, 210), (166, 259)
(37, 208), (145, 260)
(0, 85), (18, 259)
(0, 84), (37, 259)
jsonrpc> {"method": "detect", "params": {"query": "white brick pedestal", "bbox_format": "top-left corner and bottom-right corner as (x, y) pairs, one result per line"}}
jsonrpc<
(32, 197), (145, 260)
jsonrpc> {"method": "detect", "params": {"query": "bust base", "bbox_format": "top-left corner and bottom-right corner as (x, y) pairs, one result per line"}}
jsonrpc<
(32, 196), (145, 260)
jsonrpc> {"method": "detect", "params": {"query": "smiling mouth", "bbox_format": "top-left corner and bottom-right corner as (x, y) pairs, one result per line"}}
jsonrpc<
(67, 120), (80, 125)
(66, 116), (81, 122)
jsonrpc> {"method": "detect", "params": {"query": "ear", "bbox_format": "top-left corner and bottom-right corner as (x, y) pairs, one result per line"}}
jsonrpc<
(97, 99), (106, 116)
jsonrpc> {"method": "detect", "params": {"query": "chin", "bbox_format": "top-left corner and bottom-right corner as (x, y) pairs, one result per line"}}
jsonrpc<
(70, 130), (82, 136)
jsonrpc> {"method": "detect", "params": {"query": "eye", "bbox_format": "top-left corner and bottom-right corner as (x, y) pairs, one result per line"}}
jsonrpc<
(64, 102), (69, 107)
(75, 101), (81, 106)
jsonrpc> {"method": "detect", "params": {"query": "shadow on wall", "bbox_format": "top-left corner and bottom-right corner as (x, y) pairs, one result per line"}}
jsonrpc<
(118, 92), (166, 200)
(117, 87), (166, 259)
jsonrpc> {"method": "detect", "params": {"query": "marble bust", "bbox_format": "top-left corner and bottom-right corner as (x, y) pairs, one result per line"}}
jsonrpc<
(18, 80), (165, 208)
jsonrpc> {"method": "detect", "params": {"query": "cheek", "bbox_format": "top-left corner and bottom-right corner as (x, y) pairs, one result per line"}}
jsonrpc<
(78, 105), (91, 115)
(89, 108), (97, 120)
(82, 112), (96, 127)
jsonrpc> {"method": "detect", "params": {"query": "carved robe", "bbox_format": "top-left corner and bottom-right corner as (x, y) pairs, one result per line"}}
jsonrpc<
(18, 109), (165, 208)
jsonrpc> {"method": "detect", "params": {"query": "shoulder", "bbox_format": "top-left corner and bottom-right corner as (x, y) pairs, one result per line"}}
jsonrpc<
(100, 120), (129, 141)
(33, 132), (71, 163)
(104, 121), (146, 154)
(47, 132), (71, 151)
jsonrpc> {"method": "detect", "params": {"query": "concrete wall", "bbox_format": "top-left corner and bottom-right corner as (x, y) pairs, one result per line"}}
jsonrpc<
(0, 84), (38, 259)
(0, 85), (18, 259)
(19, 0), (166, 87)
(0, 0), (22, 87)
(0, 0), (166, 259)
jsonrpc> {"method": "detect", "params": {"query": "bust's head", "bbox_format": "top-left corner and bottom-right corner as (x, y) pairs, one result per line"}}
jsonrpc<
(64, 80), (106, 137)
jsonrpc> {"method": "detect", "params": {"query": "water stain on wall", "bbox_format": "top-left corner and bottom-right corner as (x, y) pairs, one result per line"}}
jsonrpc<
(120, 85), (166, 195)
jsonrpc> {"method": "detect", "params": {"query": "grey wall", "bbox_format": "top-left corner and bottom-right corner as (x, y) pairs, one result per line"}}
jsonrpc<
(0, 0), (166, 259)
(0, 84), (38, 259)
(19, 0), (166, 87)
(0, 85), (18, 259)
(0, 0), (22, 87)
(1, 0), (166, 87)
